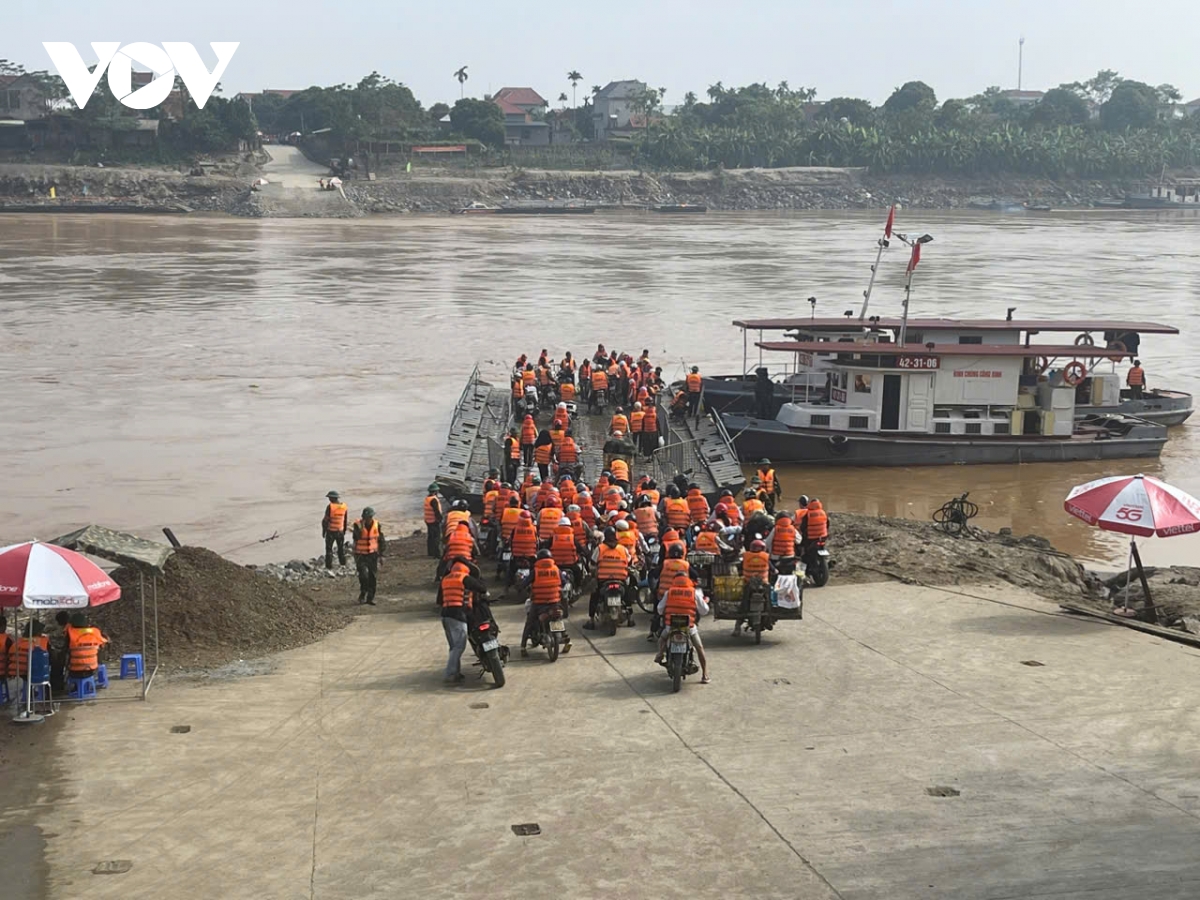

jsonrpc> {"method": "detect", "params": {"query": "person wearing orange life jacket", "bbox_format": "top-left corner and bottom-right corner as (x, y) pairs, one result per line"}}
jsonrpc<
(634, 495), (660, 537)
(566, 504), (588, 547)
(443, 520), (478, 567)
(661, 527), (686, 560)
(609, 456), (631, 490)
(793, 495), (810, 532)
(534, 479), (558, 515)
(352, 507), (386, 605)
(523, 474), (541, 509)
(742, 487), (765, 519)
(558, 430), (580, 477)
(538, 501), (564, 543)
(443, 499), (473, 538)
(558, 476), (577, 508)
(578, 359), (593, 404)
(609, 408), (630, 435)
(439, 558), (489, 684)
(685, 365), (703, 417)
(640, 401), (659, 456)
(589, 366), (609, 413)
(586, 527), (633, 629)
(549, 421), (567, 454)
(732, 538), (774, 638)
(8, 621), (50, 680)
(503, 427), (521, 483)
(766, 511), (798, 562)
(685, 483), (710, 525)
(421, 483), (443, 558)
(521, 363), (536, 390)
(500, 495), (523, 547)
(520, 550), (572, 655)
(519, 414), (538, 467)
(511, 377), (524, 404)
(662, 485), (692, 533)
(693, 522), (722, 554)
(756, 459), (781, 513)
(629, 402), (645, 438)
(65, 612), (107, 678)
(577, 491), (598, 529)
(559, 380), (577, 403)
(507, 510), (540, 585)
(1127, 359), (1146, 399)
(655, 571), (711, 682)
(614, 519), (645, 566)
(640, 479), (661, 507)
(322, 489), (350, 569)
(803, 498), (829, 544)
(551, 516), (583, 582)
(534, 429), (555, 481)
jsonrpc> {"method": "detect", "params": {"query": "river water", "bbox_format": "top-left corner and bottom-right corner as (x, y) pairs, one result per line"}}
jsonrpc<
(1, 210), (1197, 570)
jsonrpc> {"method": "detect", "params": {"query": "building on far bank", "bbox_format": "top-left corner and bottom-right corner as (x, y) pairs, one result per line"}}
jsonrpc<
(0, 73), (50, 121)
(235, 89), (302, 106)
(492, 87), (550, 146)
(1182, 97), (1200, 117)
(592, 80), (646, 141)
(998, 89), (1045, 107)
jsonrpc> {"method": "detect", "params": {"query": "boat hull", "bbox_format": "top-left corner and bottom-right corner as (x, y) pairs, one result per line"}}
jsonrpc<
(707, 376), (1193, 427)
(721, 414), (1167, 466)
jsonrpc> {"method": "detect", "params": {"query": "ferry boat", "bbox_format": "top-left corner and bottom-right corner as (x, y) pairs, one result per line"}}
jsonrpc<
(719, 337), (1168, 466)
(699, 316), (1192, 427)
(1097, 179), (1200, 210)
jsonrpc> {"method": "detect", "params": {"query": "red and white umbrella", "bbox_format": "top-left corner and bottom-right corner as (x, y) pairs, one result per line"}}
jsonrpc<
(1064, 473), (1200, 537)
(0, 541), (121, 609)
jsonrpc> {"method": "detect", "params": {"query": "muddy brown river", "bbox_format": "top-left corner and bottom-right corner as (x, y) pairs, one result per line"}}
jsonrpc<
(1, 210), (1197, 570)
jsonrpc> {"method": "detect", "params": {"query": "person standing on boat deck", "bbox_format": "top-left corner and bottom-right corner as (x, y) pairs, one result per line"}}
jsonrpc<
(686, 366), (703, 417)
(323, 490), (349, 568)
(352, 508), (386, 605)
(422, 484), (444, 558)
(520, 414), (538, 468)
(753, 367), (774, 418)
(1127, 360), (1146, 399)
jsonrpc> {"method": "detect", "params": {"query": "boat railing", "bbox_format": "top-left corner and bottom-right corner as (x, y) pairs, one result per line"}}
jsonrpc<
(447, 363), (483, 436)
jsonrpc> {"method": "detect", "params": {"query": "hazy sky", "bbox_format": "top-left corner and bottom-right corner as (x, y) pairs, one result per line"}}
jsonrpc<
(10, 1), (1200, 107)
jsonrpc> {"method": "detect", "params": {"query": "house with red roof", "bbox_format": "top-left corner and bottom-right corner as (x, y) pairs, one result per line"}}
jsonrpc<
(492, 87), (550, 145)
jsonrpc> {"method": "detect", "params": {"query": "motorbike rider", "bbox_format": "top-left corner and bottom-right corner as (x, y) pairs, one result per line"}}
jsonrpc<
(794, 495), (811, 531)
(742, 503), (776, 552)
(661, 484), (691, 536)
(654, 571), (711, 684)
(732, 538), (773, 637)
(520, 550), (572, 656)
(550, 515), (584, 587)
(765, 511), (798, 565)
(743, 486), (766, 519)
(439, 557), (490, 684)
(613, 518), (647, 566)
(801, 498), (829, 554)
(586, 526), (633, 630)
(648, 542), (694, 641)
(508, 510), (540, 586)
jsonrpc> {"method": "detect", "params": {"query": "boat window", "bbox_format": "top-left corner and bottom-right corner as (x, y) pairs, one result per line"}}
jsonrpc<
(958, 336), (983, 344)
(839, 372), (848, 389)
(848, 415), (870, 429)
(934, 422), (952, 434)
(907, 333), (923, 345)
(994, 422), (1011, 434)
(965, 423), (982, 435)
(810, 414), (831, 426)
(854, 373), (873, 392)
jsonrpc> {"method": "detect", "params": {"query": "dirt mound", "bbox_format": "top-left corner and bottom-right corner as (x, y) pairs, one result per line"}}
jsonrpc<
(828, 512), (1101, 602)
(92, 546), (350, 670)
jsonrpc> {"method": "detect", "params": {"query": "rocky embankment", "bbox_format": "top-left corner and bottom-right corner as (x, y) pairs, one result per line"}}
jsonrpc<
(0, 160), (1141, 217)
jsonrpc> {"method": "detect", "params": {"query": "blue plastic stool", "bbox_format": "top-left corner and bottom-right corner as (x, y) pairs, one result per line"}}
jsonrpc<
(68, 675), (98, 700)
(21, 681), (53, 706)
(120, 654), (144, 679)
(96, 664), (109, 689)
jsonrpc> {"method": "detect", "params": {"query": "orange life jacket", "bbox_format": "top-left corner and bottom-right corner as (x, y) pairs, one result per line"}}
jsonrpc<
(423, 495), (441, 524)
(560, 381), (577, 401)
(610, 414), (629, 433)
(603, 490), (623, 513)
(522, 369), (536, 387)
(512, 379), (524, 399)
(6, 635), (48, 678)
(520, 419), (537, 445)
(523, 484), (540, 507)
(531, 558), (562, 605)
(483, 490), (499, 520)
(658, 557), (690, 596)
(634, 506), (658, 534)
(444, 509), (470, 535)
(595, 543), (631, 582)
(664, 579), (698, 626)
(551, 526), (578, 566)
(742, 550), (771, 583)
(642, 406), (658, 433)
(441, 569), (468, 608)
(535, 443), (553, 465)
(616, 529), (638, 555)
(326, 502), (348, 532)
(445, 525), (475, 560)
(569, 510), (587, 544)
(686, 372), (702, 393)
(665, 497), (691, 529)
(591, 370), (608, 391)
(578, 499), (597, 528)
(500, 506), (522, 540)
(559, 438), (579, 464)
(550, 428), (566, 451)
(743, 498), (765, 517)
(506, 436), (520, 460)
(610, 458), (630, 484)
(694, 530), (720, 553)
(723, 503), (743, 525)
(662, 530), (686, 558)
(641, 488), (660, 506)
(686, 489), (710, 523)
(354, 519), (380, 554)
(806, 508), (829, 539)
(67, 626), (105, 673)
(538, 507), (562, 541)
(511, 521), (539, 558)
(630, 410), (645, 433)
(559, 480), (577, 507)
(1128, 366), (1145, 386)
(771, 517), (797, 557)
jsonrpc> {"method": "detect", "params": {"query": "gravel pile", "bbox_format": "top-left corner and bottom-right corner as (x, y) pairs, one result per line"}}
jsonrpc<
(91, 546), (350, 670)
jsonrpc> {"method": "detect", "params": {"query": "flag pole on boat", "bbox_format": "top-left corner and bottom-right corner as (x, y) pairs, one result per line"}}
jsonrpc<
(858, 205), (895, 322)
(894, 231), (934, 346)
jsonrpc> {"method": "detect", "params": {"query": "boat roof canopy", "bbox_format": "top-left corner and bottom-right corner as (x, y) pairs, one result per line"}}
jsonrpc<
(755, 340), (1134, 360)
(734, 317), (1179, 335)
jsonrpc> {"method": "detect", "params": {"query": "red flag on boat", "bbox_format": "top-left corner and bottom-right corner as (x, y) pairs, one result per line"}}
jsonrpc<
(884, 205), (895, 239)
(907, 242), (921, 273)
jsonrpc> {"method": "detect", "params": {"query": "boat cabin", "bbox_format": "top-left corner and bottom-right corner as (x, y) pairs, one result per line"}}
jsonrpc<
(1132, 180), (1200, 204)
(755, 338), (1131, 439)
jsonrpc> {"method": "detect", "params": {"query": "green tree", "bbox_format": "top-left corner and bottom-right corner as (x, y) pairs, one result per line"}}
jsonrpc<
(1028, 87), (1090, 127)
(454, 66), (469, 99)
(935, 98), (969, 129)
(1065, 69), (1122, 105)
(249, 91), (287, 134)
(883, 81), (937, 114)
(428, 102), (450, 123)
(567, 70), (582, 107)
(450, 97), (504, 147)
(557, 92), (569, 107)
(818, 97), (875, 127)
(352, 71), (425, 135)
(1101, 81), (1158, 130)
(965, 86), (1017, 119)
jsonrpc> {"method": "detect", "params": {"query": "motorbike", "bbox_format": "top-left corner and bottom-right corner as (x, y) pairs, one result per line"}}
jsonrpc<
(467, 599), (509, 687)
(479, 519), (497, 559)
(525, 602), (569, 662)
(664, 614), (699, 692)
(598, 579), (631, 636)
(509, 557), (534, 601)
(802, 537), (831, 587)
(496, 541), (513, 580)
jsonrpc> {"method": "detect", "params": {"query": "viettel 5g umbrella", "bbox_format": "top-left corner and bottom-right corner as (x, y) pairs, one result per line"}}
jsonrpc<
(0, 542), (121, 723)
(1064, 474), (1200, 615)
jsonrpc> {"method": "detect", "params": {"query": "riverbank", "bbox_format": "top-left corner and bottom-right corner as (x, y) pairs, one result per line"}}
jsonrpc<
(0, 161), (1158, 216)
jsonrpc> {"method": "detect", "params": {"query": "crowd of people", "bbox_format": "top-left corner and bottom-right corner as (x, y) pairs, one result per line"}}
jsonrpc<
(422, 347), (832, 687)
(2, 610), (110, 701)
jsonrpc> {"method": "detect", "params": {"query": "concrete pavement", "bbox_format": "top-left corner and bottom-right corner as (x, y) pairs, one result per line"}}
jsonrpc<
(17, 582), (1200, 899)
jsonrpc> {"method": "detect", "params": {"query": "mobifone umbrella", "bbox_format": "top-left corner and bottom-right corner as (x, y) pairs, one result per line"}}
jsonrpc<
(1064, 474), (1200, 614)
(0, 542), (121, 723)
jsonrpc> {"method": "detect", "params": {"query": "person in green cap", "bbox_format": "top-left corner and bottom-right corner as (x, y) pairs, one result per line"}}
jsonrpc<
(352, 508), (386, 605)
(423, 483), (443, 558)
(322, 490), (349, 569)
